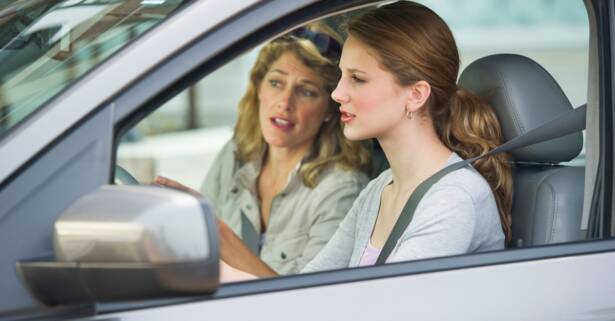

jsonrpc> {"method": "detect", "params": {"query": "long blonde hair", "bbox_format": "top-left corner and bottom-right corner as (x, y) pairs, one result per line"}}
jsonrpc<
(234, 24), (372, 187)
(348, 2), (513, 241)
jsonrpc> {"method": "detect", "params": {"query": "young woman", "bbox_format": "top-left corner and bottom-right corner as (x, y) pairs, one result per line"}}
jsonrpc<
(155, 24), (372, 276)
(302, 1), (513, 271)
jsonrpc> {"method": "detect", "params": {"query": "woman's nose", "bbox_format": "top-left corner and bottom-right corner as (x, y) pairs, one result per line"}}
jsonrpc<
(276, 88), (294, 111)
(331, 82), (349, 104)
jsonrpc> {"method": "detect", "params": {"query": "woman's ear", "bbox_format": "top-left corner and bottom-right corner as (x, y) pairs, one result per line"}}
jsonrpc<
(405, 80), (431, 113)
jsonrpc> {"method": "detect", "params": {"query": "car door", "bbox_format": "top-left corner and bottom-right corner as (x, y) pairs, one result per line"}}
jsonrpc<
(0, 0), (613, 320)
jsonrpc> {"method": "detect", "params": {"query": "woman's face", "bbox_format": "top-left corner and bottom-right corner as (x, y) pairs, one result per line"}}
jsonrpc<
(331, 36), (409, 141)
(258, 51), (331, 150)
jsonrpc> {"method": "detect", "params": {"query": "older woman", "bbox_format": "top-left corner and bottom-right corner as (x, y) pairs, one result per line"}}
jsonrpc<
(156, 24), (372, 276)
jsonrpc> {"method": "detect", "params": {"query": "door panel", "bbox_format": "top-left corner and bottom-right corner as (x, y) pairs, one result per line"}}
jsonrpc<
(101, 251), (615, 321)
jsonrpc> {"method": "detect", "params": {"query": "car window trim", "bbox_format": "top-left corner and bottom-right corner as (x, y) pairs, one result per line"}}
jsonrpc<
(603, 0), (615, 236)
(586, 0), (614, 238)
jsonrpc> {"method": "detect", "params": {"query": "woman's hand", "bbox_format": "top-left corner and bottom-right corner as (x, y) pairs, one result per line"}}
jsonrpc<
(153, 175), (202, 197)
(153, 176), (277, 278)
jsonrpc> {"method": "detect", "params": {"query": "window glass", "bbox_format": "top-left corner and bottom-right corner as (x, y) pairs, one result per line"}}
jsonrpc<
(0, 0), (188, 139)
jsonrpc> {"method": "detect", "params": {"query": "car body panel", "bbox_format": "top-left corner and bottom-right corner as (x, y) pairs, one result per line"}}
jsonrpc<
(95, 251), (615, 321)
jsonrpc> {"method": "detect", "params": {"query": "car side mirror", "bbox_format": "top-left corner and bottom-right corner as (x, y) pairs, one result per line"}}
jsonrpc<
(17, 185), (219, 306)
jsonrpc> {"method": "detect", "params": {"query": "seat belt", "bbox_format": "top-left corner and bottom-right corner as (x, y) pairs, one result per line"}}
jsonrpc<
(241, 210), (260, 255)
(375, 105), (587, 265)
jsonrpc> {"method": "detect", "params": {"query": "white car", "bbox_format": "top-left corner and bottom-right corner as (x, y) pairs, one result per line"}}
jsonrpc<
(0, 1), (613, 320)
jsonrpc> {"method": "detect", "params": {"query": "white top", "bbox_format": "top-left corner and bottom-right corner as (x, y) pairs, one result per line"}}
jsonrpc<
(303, 152), (505, 273)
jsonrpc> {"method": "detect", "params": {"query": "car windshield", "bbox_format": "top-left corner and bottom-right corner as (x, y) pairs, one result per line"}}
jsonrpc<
(0, 0), (188, 139)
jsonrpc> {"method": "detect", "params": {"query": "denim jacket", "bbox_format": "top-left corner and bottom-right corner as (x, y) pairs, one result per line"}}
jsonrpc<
(201, 140), (368, 275)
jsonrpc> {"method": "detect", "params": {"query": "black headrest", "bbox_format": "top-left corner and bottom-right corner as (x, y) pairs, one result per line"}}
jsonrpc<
(459, 54), (583, 163)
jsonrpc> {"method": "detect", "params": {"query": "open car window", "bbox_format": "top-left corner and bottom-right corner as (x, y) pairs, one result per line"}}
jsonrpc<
(116, 49), (256, 188)
(115, 0), (592, 284)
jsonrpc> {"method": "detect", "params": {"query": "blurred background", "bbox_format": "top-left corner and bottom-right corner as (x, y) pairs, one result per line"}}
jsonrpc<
(117, 0), (589, 189)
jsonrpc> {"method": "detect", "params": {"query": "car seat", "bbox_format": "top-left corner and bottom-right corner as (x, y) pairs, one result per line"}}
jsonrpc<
(459, 54), (585, 247)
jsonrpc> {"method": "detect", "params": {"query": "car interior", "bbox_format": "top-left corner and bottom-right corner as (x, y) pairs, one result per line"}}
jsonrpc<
(119, 3), (588, 249)
(113, 0), (591, 271)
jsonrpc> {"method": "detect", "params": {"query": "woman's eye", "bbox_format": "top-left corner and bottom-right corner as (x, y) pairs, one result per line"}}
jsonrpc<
(351, 75), (365, 84)
(300, 88), (317, 97)
(269, 79), (282, 87)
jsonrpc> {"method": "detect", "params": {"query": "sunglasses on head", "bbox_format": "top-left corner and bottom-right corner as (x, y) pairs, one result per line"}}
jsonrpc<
(278, 27), (342, 62)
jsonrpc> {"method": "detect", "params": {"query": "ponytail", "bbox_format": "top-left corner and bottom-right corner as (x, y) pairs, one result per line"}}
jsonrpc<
(441, 88), (513, 242)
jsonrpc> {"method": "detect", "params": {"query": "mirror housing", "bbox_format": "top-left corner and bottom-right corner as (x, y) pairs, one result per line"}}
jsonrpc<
(17, 185), (219, 306)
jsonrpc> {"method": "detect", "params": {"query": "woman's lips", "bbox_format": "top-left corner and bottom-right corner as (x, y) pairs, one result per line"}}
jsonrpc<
(270, 117), (294, 132)
(340, 111), (356, 123)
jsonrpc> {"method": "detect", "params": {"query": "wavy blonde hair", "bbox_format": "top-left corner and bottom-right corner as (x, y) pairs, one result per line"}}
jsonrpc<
(348, 2), (513, 241)
(234, 23), (372, 188)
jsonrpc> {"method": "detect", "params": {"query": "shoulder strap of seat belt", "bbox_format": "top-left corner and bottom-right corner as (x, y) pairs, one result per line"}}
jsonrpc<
(375, 104), (587, 265)
(241, 210), (260, 255)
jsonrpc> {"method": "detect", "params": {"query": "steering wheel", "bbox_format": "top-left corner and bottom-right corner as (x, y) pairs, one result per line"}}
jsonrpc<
(114, 165), (140, 185)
